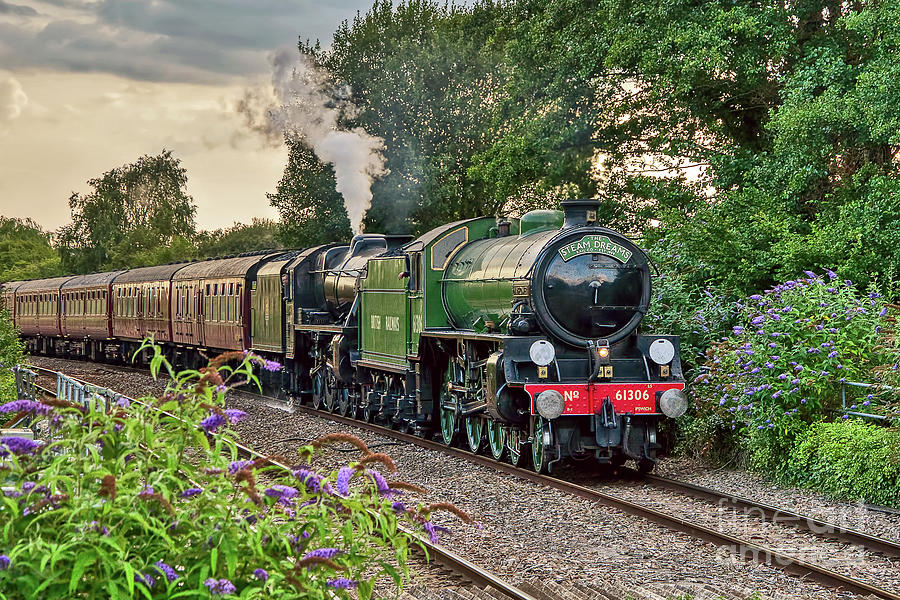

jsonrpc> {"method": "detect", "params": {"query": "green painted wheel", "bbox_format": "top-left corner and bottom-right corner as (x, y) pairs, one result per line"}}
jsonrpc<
(440, 406), (456, 445)
(507, 427), (528, 467)
(323, 372), (337, 412)
(531, 415), (550, 474)
(465, 416), (484, 454)
(487, 420), (507, 461)
(311, 371), (325, 410)
(336, 388), (350, 416)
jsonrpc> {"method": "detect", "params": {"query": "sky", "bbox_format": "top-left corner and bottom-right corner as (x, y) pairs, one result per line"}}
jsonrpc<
(0, 0), (377, 232)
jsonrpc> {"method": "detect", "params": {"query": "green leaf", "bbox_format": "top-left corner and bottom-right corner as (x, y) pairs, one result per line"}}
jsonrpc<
(68, 550), (96, 593)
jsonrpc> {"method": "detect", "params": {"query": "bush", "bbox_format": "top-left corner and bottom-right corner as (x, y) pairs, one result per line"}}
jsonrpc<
(694, 270), (900, 474)
(789, 420), (900, 507)
(0, 345), (462, 598)
(0, 309), (23, 405)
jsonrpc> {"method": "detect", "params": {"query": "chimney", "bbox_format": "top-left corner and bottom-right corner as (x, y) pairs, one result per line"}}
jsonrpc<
(561, 199), (600, 229)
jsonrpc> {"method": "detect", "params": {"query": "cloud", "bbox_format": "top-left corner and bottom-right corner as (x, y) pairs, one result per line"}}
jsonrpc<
(0, 0), (375, 83)
(0, 75), (28, 124)
(0, 1), (38, 16)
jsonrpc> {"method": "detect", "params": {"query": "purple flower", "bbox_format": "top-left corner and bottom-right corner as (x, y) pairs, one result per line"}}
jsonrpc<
(263, 360), (282, 372)
(179, 487), (202, 498)
(154, 560), (179, 582)
(801, 398), (807, 404)
(228, 460), (253, 474)
(115, 397), (130, 409)
(863, 400), (871, 406)
(803, 270), (817, 278)
(732, 326), (745, 335)
(751, 316), (765, 326)
(216, 384), (227, 394)
(292, 469), (323, 493)
(879, 306), (888, 317)
(328, 578), (358, 589)
(844, 279), (852, 286)
(778, 374), (787, 380)
(391, 501), (407, 514)
(253, 568), (268, 581)
(199, 412), (227, 434)
(366, 469), (392, 495)
(825, 269), (837, 279)
(749, 294), (762, 300)
(0, 436), (43, 457)
(827, 351), (837, 358)
(138, 486), (154, 498)
(335, 466), (354, 496)
(204, 578), (236, 595)
(841, 414), (849, 420)
(764, 362), (774, 369)
(264, 485), (299, 500)
(0, 400), (51, 416)
(304, 548), (342, 560)
(135, 572), (156, 588)
(0, 555), (9, 570)
(223, 409), (246, 424)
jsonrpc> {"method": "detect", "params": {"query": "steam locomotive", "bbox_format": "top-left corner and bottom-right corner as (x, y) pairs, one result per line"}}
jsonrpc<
(1, 199), (686, 473)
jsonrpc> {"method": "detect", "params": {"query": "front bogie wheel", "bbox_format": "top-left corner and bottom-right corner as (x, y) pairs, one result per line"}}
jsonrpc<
(531, 415), (551, 474)
(508, 427), (528, 468)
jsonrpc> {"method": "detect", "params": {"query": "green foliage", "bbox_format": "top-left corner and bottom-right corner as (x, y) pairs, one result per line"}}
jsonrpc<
(692, 271), (900, 475)
(789, 420), (900, 507)
(0, 309), (23, 405)
(195, 219), (283, 259)
(0, 347), (462, 598)
(56, 150), (197, 274)
(268, 143), (352, 248)
(0, 217), (61, 282)
(276, 0), (521, 238)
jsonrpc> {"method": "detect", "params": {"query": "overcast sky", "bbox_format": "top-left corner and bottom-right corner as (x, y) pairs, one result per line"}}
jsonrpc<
(0, 0), (377, 232)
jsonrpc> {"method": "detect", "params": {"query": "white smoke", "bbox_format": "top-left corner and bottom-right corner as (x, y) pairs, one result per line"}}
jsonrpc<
(239, 47), (387, 234)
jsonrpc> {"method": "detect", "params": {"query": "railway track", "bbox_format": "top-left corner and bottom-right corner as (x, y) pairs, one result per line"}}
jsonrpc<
(20, 360), (900, 600)
(19, 364), (543, 600)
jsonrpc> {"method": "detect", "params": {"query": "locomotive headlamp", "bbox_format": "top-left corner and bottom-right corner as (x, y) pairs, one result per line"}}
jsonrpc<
(649, 338), (675, 365)
(597, 347), (610, 359)
(659, 388), (688, 418)
(529, 340), (556, 366)
(536, 389), (565, 420)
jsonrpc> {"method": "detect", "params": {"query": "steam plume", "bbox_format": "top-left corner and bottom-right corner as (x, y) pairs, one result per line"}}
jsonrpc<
(238, 48), (386, 234)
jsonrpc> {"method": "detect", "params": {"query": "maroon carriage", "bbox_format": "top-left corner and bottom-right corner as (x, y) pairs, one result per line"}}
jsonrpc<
(111, 263), (187, 345)
(14, 276), (76, 353)
(60, 272), (124, 359)
(172, 253), (279, 352)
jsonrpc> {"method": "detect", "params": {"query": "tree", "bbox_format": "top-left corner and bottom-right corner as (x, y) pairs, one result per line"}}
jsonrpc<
(57, 150), (197, 273)
(195, 218), (283, 258)
(269, 143), (353, 247)
(0, 217), (61, 282)
(275, 0), (520, 238)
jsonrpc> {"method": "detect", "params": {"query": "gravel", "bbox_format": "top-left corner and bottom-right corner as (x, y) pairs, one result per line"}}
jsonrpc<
(29, 356), (896, 599)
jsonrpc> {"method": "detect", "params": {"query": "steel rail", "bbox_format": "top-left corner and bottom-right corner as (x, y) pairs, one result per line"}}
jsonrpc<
(638, 472), (900, 558)
(25, 365), (538, 600)
(283, 403), (900, 600)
